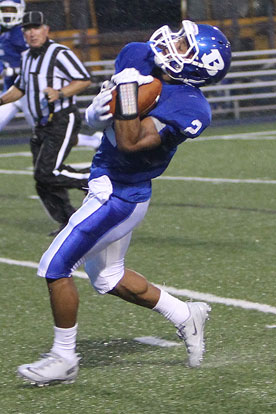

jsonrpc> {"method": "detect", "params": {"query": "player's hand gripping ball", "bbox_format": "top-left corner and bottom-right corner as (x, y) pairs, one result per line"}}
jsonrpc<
(109, 78), (162, 118)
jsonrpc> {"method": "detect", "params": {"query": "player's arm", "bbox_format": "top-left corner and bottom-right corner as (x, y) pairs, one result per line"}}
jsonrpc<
(115, 116), (161, 152)
(0, 85), (24, 105)
(112, 68), (161, 152)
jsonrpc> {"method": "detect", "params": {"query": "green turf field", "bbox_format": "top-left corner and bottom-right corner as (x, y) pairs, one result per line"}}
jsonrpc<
(0, 122), (275, 414)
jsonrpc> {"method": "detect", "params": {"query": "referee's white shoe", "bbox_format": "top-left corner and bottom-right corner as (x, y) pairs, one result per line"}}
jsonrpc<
(177, 302), (211, 367)
(17, 352), (80, 386)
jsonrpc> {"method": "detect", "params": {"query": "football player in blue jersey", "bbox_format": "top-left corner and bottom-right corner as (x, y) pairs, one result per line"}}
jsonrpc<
(17, 20), (231, 386)
(0, 0), (34, 128)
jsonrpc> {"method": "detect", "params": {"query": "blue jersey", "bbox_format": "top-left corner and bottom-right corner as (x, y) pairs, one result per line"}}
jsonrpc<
(90, 42), (212, 202)
(0, 25), (27, 91)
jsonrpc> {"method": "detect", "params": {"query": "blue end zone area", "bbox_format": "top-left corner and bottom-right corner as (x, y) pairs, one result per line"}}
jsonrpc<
(0, 120), (32, 146)
(0, 136), (30, 146)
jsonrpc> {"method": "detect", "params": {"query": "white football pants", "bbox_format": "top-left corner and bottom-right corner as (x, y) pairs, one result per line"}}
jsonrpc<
(0, 95), (34, 130)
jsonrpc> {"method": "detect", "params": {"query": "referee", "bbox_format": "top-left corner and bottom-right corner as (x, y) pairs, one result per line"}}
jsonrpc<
(0, 11), (92, 236)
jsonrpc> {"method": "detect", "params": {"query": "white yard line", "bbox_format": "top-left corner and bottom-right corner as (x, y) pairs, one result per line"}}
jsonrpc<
(1, 257), (275, 315)
(196, 136), (276, 141)
(0, 169), (33, 175)
(156, 176), (276, 184)
(0, 151), (31, 157)
(134, 336), (182, 347)
(2, 131), (276, 183)
(194, 130), (276, 141)
(0, 257), (88, 279)
(0, 148), (90, 158)
(1, 130), (276, 159)
(1, 168), (276, 184)
(155, 285), (276, 315)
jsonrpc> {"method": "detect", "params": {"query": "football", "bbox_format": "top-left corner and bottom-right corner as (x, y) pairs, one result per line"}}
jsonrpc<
(109, 78), (162, 117)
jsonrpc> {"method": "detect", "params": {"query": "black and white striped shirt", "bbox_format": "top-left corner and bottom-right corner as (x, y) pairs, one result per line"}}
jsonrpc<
(15, 39), (91, 122)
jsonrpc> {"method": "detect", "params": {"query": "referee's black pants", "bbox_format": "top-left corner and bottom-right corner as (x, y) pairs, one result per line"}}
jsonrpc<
(30, 107), (90, 225)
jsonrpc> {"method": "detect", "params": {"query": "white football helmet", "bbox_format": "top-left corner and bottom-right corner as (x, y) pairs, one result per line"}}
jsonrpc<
(0, 0), (25, 29)
(150, 20), (231, 86)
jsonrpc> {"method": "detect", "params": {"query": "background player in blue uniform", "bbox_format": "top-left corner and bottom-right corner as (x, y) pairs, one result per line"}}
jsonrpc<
(17, 20), (231, 386)
(0, 0), (34, 128)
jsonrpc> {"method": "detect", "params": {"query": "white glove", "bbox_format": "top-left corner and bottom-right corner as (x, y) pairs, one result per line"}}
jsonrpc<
(100, 79), (116, 92)
(3, 67), (19, 77)
(85, 88), (113, 131)
(111, 68), (154, 86)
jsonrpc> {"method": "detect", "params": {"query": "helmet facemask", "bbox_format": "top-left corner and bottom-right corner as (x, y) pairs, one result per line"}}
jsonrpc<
(149, 20), (200, 76)
(0, 0), (25, 29)
(149, 19), (231, 86)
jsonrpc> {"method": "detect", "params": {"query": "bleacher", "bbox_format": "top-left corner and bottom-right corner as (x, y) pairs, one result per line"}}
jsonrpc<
(1, 48), (276, 135)
(83, 49), (276, 121)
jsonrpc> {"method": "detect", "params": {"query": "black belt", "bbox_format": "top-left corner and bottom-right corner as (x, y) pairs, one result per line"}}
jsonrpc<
(35, 106), (76, 127)
(35, 113), (53, 127)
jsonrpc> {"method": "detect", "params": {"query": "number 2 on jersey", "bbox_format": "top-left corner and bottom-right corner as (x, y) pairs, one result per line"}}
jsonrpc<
(185, 119), (202, 135)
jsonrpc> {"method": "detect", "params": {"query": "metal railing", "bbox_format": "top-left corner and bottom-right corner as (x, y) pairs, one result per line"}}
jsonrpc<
(80, 48), (276, 121)
(203, 49), (276, 119)
(1, 48), (276, 133)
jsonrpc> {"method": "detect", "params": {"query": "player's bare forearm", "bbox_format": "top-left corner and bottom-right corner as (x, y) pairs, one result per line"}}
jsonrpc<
(0, 85), (24, 105)
(115, 116), (161, 152)
(115, 117), (141, 151)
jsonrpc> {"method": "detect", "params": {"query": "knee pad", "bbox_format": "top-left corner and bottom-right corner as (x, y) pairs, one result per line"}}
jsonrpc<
(85, 257), (124, 295)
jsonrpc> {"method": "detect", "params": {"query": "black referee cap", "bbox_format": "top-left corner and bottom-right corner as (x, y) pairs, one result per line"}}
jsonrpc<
(22, 11), (47, 28)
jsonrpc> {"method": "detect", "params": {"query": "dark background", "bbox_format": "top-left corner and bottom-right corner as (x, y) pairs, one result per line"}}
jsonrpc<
(24, 0), (276, 53)
(25, 0), (275, 31)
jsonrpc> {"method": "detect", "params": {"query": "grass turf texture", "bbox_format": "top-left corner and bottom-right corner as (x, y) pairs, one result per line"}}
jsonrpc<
(0, 122), (275, 413)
